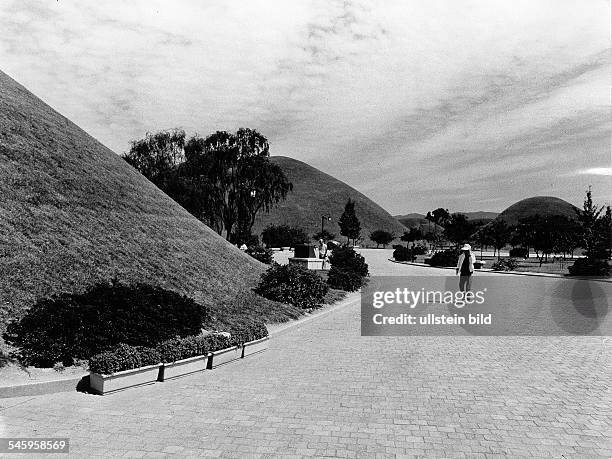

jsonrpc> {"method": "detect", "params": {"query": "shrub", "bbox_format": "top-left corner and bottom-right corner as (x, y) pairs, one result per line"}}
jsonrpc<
(393, 246), (416, 262)
(221, 318), (268, 346)
(328, 246), (368, 277)
(491, 258), (520, 271)
(327, 266), (364, 291)
(567, 258), (610, 276)
(255, 263), (329, 309)
(3, 283), (208, 367)
(246, 245), (273, 264)
(509, 247), (529, 258)
(426, 248), (459, 267)
(88, 344), (161, 375)
(155, 333), (235, 363)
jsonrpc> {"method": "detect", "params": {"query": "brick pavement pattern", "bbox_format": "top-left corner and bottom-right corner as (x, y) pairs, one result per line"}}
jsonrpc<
(1, 250), (611, 458)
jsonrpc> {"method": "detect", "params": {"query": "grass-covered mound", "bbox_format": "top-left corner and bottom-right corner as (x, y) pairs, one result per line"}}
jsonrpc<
(0, 70), (300, 331)
(496, 196), (578, 226)
(253, 156), (406, 246)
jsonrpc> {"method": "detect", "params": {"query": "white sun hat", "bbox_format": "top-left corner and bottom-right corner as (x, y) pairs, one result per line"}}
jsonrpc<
(460, 244), (472, 251)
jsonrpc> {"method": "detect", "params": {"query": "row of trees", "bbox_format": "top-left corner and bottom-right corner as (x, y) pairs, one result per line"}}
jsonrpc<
(123, 128), (292, 244)
(400, 189), (610, 274)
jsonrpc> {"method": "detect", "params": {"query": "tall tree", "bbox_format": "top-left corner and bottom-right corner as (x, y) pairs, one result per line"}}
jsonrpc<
(370, 230), (394, 248)
(575, 187), (611, 259)
(339, 199), (361, 245)
(123, 129), (186, 186)
(124, 128), (292, 242)
(401, 227), (423, 245)
(444, 213), (473, 248)
(486, 219), (510, 261)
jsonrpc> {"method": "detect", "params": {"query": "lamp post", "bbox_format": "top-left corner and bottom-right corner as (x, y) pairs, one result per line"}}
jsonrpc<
(321, 215), (331, 236)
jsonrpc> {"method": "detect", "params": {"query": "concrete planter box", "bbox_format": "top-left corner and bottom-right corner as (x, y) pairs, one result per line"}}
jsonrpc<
(207, 346), (242, 369)
(242, 336), (269, 358)
(159, 354), (209, 381)
(90, 363), (160, 395)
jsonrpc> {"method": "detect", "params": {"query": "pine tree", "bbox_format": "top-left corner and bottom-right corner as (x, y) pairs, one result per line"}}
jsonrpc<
(339, 198), (361, 245)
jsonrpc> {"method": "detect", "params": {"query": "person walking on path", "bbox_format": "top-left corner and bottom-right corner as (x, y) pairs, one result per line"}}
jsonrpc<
(456, 243), (475, 292)
(318, 238), (328, 269)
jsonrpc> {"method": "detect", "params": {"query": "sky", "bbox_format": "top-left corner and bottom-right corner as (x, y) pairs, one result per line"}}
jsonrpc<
(1, 0), (610, 214)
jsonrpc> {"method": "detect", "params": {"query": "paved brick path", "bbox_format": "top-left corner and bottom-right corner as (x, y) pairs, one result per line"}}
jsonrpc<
(1, 250), (611, 458)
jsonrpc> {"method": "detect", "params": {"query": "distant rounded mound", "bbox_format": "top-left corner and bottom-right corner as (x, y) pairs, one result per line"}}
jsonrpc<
(0, 70), (273, 328)
(253, 157), (406, 245)
(497, 196), (579, 225)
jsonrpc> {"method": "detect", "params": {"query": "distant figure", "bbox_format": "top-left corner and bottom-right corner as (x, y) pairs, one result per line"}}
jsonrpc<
(456, 243), (475, 292)
(239, 244), (247, 251)
(318, 238), (328, 268)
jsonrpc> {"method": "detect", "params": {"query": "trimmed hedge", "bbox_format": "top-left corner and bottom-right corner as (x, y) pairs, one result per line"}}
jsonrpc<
(509, 247), (529, 258)
(255, 263), (329, 309)
(426, 248), (459, 267)
(88, 344), (161, 375)
(221, 317), (268, 346)
(568, 258), (610, 276)
(393, 246), (416, 262)
(3, 283), (208, 367)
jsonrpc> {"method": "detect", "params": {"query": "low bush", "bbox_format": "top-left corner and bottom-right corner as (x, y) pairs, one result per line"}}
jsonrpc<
(393, 246), (416, 262)
(255, 263), (329, 309)
(221, 317), (268, 346)
(88, 332), (240, 372)
(328, 246), (369, 277)
(426, 248), (459, 267)
(491, 258), (520, 271)
(246, 245), (273, 264)
(509, 247), (529, 258)
(327, 266), (364, 292)
(3, 283), (208, 367)
(567, 258), (610, 276)
(88, 344), (161, 375)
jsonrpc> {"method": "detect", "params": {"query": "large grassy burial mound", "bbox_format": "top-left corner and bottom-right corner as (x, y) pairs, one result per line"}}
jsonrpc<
(496, 196), (579, 225)
(253, 156), (406, 245)
(0, 70), (295, 330)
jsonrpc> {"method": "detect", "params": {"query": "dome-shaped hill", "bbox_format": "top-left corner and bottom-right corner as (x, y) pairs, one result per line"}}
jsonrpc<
(496, 196), (579, 225)
(0, 70), (282, 328)
(253, 156), (406, 245)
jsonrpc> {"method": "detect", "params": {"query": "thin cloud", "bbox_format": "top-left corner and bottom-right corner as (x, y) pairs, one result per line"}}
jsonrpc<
(0, 0), (609, 213)
(575, 168), (612, 176)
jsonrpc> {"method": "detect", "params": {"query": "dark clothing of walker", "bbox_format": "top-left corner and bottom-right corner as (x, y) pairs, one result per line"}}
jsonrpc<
(459, 255), (472, 292)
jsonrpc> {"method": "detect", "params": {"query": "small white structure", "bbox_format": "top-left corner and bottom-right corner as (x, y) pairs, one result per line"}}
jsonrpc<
(289, 257), (324, 270)
(289, 244), (324, 270)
